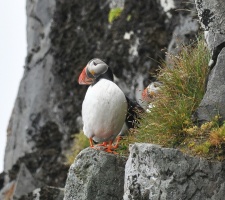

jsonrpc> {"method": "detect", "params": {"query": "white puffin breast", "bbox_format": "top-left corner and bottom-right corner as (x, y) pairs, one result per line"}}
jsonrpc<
(82, 79), (127, 142)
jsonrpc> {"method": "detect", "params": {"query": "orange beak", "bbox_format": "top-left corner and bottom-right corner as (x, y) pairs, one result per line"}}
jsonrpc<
(142, 88), (149, 101)
(78, 67), (94, 85)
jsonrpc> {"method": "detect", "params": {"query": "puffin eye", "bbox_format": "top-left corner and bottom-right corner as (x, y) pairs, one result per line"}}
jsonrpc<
(93, 61), (97, 66)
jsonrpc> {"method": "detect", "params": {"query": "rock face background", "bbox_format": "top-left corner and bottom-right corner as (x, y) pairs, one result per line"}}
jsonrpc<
(0, 0), (214, 199)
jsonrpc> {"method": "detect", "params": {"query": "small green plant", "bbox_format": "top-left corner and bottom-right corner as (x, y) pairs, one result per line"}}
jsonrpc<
(108, 8), (123, 23)
(66, 131), (90, 165)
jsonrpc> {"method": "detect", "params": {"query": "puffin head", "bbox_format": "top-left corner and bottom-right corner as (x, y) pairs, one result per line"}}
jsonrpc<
(78, 58), (110, 85)
(142, 82), (162, 101)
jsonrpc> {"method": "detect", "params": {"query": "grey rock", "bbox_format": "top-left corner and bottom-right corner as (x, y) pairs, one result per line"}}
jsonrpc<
(64, 148), (126, 200)
(5, 0), (55, 170)
(168, 15), (199, 56)
(0, 181), (16, 200)
(13, 163), (38, 199)
(196, 0), (225, 69)
(195, 0), (225, 34)
(124, 143), (225, 200)
(196, 48), (225, 121)
(167, 0), (199, 60)
(195, 0), (225, 122)
(4, 0), (78, 192)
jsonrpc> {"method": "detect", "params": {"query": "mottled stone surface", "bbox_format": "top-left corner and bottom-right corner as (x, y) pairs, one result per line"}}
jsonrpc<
(64, 148), (126, 200)
(196, 48), (225, 121)
(124, 143), (225, 200)
(13, 164), (38, 199)
(195, 0), (225, 122)
(195, 0), (225, 34)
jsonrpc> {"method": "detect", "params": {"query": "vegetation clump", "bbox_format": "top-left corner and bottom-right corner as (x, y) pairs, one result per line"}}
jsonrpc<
(134, 38), (210, 146)
(119, 37), (225, 159)
(183, 116), (225, 160)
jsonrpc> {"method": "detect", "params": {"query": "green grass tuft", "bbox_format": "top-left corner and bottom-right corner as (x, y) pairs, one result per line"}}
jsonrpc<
(134, 38), (210, 147)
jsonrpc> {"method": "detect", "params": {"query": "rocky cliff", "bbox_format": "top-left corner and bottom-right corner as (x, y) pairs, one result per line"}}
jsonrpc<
(64, 144), (225, 200)
(2, 0), (224, 199)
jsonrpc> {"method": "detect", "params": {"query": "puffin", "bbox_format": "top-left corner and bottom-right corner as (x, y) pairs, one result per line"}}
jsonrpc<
(78, 58), (129, 153)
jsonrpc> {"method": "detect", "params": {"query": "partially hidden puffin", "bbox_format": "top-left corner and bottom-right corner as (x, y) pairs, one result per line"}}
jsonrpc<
(142, 82), (162, 101)
(142, 81), (162, 112)
(78, 58), (129, 153)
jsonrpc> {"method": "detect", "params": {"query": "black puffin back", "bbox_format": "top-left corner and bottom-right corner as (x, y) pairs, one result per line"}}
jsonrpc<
(125, 97), (144, 129)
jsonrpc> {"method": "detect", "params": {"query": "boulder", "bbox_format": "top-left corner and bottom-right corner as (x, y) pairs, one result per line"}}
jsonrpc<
(64, 148), (126, 200)
(124, 143), (225, 200)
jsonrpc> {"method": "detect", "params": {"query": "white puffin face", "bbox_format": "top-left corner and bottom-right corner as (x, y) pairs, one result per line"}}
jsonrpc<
(87, 58), (109, 78)
(78, 58), (109, 85)
(147, 82), (161, 94)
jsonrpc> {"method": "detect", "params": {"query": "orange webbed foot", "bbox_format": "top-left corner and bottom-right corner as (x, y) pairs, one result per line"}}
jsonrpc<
(89, 137), (121, 154)
(103, 140), (118, 154)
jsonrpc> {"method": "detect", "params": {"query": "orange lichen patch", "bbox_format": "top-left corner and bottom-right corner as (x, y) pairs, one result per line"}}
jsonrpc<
(209, 127), (225, 146)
